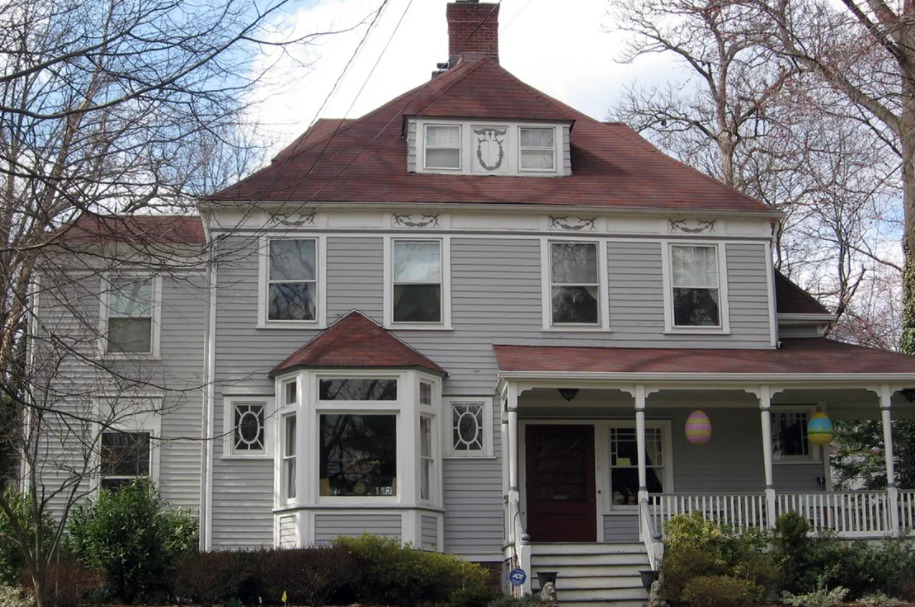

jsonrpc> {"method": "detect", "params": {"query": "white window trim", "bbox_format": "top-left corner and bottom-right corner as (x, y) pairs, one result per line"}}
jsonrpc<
(444, 396), (494, 458)
(98, 274), (162, 359)
(92, 397), (162, 493)
(602, 420), (673, 512)
(771, 407), (820, 464)
(279, 412), (298, 503)
(540, 239), (610, 330)
(423, 124), (462, 171)
(383, 235), (452, 329)
(661, 241), (731, 334)
(222, 396), (275, 459)
(257, 235), (327, 329)
(518, 126), (557, 173)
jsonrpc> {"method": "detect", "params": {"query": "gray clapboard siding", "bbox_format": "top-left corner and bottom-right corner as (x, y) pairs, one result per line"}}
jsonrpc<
(313, 513), (402, 544)
(603, 515), (639, 543)
(327, 237), (384, 319)
(406, 121), (417, 173)
(725, 243), (772, 339)
(421, 515), (438, 551)
(562, 126), (572, 176)
(278, 514), (297, 548)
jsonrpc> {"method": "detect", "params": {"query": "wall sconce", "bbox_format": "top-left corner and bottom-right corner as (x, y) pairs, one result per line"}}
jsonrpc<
(558, 388), (579, 402)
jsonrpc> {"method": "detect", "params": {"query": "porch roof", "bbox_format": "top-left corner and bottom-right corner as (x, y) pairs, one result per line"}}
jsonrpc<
(494, 338), (915, 380)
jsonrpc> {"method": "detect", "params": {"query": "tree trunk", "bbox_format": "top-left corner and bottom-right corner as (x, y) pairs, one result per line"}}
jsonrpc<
(898, 54), (915, 355)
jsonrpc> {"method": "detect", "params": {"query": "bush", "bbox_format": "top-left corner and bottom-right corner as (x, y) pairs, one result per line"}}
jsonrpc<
(780, 586), (849, 607)
(37, 558), (106, 607)
(680, 575), (764, 607)
(332, 535), (488, 607)
(259, 546), (357, 607)
(0, 584), (33, 607)
(64, 480), (198, 604)
(483, 596), (540, 607)
(0, 489), (55, 588)
(447, 586), (499, 607)
(859, 592), (905, 607)
(172, 551), (247, 605)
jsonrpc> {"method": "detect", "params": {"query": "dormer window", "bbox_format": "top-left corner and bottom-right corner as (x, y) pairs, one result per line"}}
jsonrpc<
(424, 125), (461, 170)
(412, 119), (568, 176)
(520, 127), (555, 171)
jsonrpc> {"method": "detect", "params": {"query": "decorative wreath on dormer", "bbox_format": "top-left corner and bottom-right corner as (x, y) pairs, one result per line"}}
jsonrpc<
(474, 128), (505, 171)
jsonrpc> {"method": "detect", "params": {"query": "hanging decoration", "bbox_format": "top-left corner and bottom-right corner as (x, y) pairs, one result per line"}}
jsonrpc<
(685, 410), (712, 444)
(807, 412), (834, 447)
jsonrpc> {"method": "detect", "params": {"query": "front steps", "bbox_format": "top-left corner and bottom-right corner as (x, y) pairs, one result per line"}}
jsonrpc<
(530, 543), (651, 607)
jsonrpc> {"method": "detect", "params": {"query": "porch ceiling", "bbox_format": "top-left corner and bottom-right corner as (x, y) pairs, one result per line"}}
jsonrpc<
(494, 338), (915, 379)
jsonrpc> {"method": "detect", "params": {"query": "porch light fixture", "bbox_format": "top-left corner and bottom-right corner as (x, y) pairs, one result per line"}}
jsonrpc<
(558, 388), (579, 402)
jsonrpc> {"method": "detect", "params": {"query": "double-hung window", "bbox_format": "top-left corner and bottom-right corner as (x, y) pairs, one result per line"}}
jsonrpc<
(670, 244), (722, 327)
(391, 239), (446, 325)
(548, 241), (603, 326)
(267, 239), (317, 322)
(105, 277), (156, 354)
(519, 127), (555, 171)
(771, 410), (814, 461)
(100, 431), (151, 491)
(424, 125), (461, 170)
(281, 414), (297, 500)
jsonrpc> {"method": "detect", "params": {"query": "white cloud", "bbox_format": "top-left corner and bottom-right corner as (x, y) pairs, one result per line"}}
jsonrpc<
(248, 0), (681, 154)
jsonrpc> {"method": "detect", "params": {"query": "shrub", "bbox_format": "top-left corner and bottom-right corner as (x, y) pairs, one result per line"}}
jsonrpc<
(483, 596), (540, 607)
(680, 575), (764, 607)
(780, 586), (849, 607)
(172, 550), (247, 605)
(259, 546), (357, 607)
(773, 512), (812, 592)
(38, 558), (106, 607)
(332, 535), (488, 607)
(64, 479), (198, 604)
(0, 584), (33, 607)
(859, 591), (905, 607)
(448, 586), (499, 607)
(0, 489), (54, 588)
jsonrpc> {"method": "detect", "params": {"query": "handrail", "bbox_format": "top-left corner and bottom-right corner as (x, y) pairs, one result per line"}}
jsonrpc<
(508, 493), (531, 595)
(640, 497), (664, 570)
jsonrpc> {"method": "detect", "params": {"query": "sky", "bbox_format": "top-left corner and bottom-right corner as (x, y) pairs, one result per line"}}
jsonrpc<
(250, 0), (682, 153)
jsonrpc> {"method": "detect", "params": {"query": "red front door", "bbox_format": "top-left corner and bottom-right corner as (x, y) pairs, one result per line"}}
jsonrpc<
(525, 424), (597, 542)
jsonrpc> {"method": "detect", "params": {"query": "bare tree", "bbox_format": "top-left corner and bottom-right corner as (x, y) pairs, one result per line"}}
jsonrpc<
(0, 0), (357, 603)
(607, 0), (901, 336)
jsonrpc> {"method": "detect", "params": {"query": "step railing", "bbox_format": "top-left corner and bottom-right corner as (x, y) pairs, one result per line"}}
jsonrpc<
(639, 497), (664, 570)
(777, 491), (890, 536)
(650, 492), (768, 533)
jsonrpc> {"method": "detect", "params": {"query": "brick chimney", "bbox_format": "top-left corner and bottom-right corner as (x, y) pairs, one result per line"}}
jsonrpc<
(447, 0), (499, 66)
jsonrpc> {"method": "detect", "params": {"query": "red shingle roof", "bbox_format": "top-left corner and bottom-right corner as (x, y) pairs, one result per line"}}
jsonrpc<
(494, 339), (915, 376)
(270, 311), (446, 377)
(61, 215), (205, 245)
(212, 57), (773, 215)
(774, 271), (831, 315)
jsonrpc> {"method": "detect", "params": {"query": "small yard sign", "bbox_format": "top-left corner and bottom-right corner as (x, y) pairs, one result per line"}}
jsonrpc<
(509, 568), (527, 586)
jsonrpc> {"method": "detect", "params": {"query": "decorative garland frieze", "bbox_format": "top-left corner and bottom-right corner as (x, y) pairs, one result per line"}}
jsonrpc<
(268, 212), (316, 227)
(392, 214), (441, 228)
(549, 216), (598, 232)
(669, 219), (716, 234)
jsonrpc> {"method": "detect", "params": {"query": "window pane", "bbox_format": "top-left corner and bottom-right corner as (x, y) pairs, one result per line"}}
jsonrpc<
(234, 404), (265, 451)
(284, 416), (296, 457)
(773, 413), (809, 458)
(107, 318), (152, 353)
(268, 283), (316, 321)
(269, 240), (316, 281)
(394, 241), (441, 282)
(672, 246), (718, 287)
(421, 418), (432, 457)
(426, 149), (460, 169)
(426, 126), (460, 148)
(419, 383), (432, 405)
(551, 243), (598, 284)
(673, 288), (720, 326)
(521, 149), (554, 170)
(101, 432), (150, 477)
(319, 379), (397, 401)
(393, 284), (442, 323)
(452, 403), (483, 452)
(320, 415), (397, 497)
(552, 286), (598, 324)
(521, 128), (553, 148)
(109, 280), (152, 316)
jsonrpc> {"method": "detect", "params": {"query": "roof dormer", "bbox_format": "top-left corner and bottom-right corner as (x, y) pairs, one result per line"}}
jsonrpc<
(407, 118), (572, 177)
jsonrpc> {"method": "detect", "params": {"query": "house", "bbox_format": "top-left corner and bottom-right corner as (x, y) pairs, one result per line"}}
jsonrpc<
(29, 2), (915, 606)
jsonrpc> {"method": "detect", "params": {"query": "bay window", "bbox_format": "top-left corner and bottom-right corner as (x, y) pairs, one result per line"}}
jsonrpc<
(319, 414), (397, 497)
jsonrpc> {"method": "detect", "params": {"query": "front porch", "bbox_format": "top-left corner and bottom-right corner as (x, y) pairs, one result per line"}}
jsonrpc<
(493, 341), (915, 596)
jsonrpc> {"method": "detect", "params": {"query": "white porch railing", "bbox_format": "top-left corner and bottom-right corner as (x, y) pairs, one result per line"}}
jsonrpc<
(650, 493), (768, 533)
(899, 490), (915, 530)
(506, 493), (531, 596)
(639, 497), (664, 570)
(777, 491), (890, 536)
(648, 491), (910, 538)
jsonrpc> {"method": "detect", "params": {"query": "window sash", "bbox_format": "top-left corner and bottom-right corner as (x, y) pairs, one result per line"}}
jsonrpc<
(771, 412), (810, 459)
(319, 414), (397, 497)
(107, 278), (154, 353)
(282, 415), (296, 500)
(425, 126), (460, 169)
(393, 240), (443, 323)
(420, 416), (433, 501)
(519, 127), (555, 170)
(550, 242), (599, 325)
(268, 239), (317, 321)
(670, 245), (721, 327)
(609, 427), (666, 501)
(100, 431), (151, 489)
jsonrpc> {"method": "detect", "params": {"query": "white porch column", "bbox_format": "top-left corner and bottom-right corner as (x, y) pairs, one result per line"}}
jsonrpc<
(635, 385), (648, 503)
(507, 391), (520, 495)
(505, 383), (531, 596)
(879, 385), (900, 533)
(759, 386), (777, 528)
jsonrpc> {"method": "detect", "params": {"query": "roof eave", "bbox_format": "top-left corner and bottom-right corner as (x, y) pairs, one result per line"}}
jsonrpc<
(269, 363), (448, 379)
